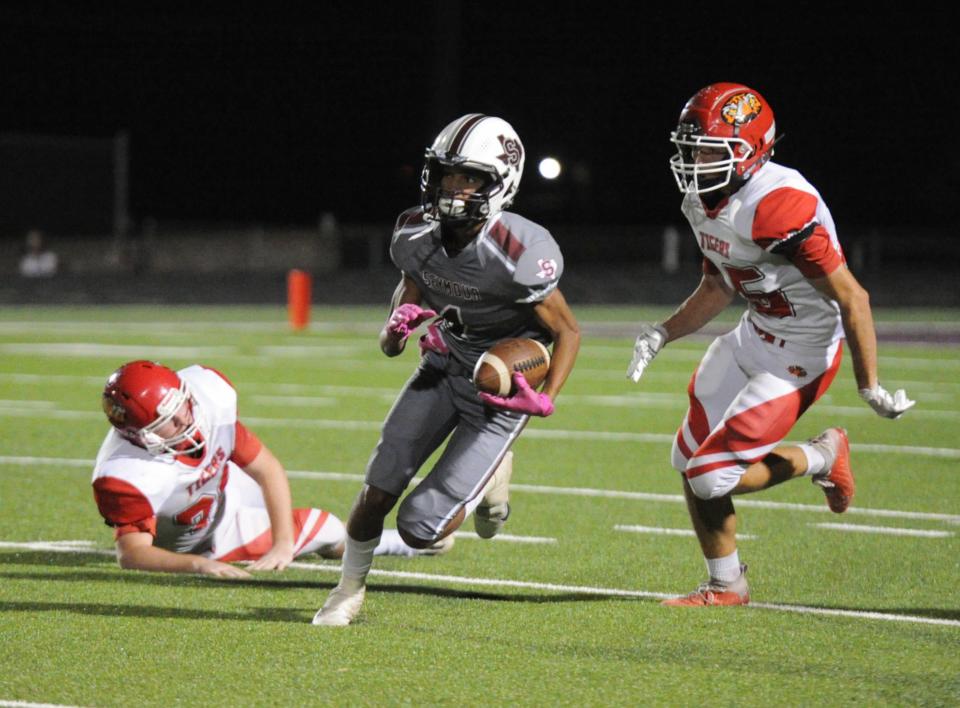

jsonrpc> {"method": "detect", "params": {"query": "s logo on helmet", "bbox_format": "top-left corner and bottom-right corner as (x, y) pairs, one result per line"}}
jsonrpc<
(102, 396), (126, 425)
(497, 135), (523, 167)
(721, 93), (763, 126)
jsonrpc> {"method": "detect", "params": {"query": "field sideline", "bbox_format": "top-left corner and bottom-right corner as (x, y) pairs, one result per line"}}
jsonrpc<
(1, 305), (958, 706)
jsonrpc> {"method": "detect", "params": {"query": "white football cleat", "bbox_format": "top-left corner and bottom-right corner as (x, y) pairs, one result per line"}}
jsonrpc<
(474, 451), (513, 539)
(312, 580), (366, 627)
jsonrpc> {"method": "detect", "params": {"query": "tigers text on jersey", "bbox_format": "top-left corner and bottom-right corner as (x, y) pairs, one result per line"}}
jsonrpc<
(390, 208), (564, 368)
(91, 365), (259, 555)
(681, 161), (846, 347)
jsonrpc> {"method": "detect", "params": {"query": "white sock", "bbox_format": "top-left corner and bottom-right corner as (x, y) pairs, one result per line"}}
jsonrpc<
(340, 534), (380, 585)
(798, 443), (827, 476)
(373, 529), (418, 557)
(706, 549), (741, 583)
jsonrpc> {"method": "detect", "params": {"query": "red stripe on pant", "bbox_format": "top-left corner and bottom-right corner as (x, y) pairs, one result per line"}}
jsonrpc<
(685, 343), (843, 481)
(216, 508), (329, 562)
(294, 509), (331, 554)
(676, 366), (712, 459)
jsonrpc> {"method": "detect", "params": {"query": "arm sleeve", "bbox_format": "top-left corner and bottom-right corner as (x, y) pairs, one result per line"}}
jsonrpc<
(230, 420), (263, 468)
(752, 187), (843, 278)
(702, 257), (720, 275)
(92, 477), (157, 538)
(788, 227), (844, 278)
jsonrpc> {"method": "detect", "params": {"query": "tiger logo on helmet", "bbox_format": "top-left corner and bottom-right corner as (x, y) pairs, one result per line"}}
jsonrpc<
(721, 93), (763, 127)
(102, 396), (126, 426)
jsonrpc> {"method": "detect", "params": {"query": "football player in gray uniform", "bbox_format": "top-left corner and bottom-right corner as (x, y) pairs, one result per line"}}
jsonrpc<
(314, 114), (580, 626)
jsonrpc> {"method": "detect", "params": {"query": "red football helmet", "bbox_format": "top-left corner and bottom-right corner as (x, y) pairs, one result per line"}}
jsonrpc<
(669, 82), (778, 194)
(101, 360), (206, 455)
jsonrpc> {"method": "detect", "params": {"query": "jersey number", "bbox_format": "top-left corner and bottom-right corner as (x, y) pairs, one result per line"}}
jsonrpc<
(439, 305), (466, 335)
(722, 265), (795, 319)
(174, 494), (217, 531)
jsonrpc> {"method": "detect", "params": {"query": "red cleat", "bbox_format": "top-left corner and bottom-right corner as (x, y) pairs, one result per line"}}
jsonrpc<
(810, 427), (854, 513)
(662, 566), (749, 607)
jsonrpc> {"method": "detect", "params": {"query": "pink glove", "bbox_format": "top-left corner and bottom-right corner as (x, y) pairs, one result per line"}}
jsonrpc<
(480, 372), (554, 417)
(419, 322), (449, 356)
(386, 303), (437, 341)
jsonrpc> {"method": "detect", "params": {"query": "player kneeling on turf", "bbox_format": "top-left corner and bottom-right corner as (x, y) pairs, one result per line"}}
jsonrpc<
(92, 360), (450, 579)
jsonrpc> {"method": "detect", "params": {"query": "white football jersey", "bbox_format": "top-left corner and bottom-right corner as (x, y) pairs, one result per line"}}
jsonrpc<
(681, 161), (845, 347)
(92, 365), (244, 554)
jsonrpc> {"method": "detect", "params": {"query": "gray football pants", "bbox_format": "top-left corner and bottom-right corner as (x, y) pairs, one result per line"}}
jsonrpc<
(365, 350), (527, 543)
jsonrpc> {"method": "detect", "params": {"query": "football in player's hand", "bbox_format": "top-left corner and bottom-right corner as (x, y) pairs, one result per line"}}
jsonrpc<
(473, 338), (551, 396)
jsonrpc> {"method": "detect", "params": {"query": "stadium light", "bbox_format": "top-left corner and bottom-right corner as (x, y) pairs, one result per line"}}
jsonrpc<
(538, 157), (562, 180)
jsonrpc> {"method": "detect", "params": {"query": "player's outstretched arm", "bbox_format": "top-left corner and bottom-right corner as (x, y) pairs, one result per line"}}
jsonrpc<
(628, 273), (734, 383)
(379, 275), (435, 356)
(115, 531), (251, 578)
(242, 443), (296, 571)
(811, 266), (915, 418)
(660, 272), (735, 341)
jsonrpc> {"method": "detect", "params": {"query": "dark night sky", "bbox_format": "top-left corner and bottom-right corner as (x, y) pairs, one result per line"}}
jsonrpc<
(0, 2), (954, 232)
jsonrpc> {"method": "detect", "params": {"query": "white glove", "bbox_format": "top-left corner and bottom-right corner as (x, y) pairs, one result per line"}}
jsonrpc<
(859, 384), (915, 419)
(626, 324), (667, 383)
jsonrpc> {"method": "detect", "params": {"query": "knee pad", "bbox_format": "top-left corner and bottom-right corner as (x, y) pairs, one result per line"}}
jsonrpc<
(686, 469), (738, 500)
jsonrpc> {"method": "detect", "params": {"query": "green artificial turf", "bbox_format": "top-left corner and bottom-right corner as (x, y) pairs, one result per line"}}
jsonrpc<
(0, 305), (957, 706)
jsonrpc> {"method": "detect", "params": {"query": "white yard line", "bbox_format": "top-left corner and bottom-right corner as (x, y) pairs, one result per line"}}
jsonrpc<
(0, 343), (238, 358)
(0, 409), (102, 421)
(452, 532), (557, 544)
(11, 400), (960, 446)
(513, 481), (960, 525)
(811, 523), (954, 538)
(288, 562), (960, 629)
(0, 320), (380, 335)
(250, 395), (340, 407)
(0, 539), (956, 628)
(0, 400), (55, 409)
(4, 456), (958, 526)
(0, 540), (111, 555)
(0, 374), (107, 385)
(3, 337), (955, 369)
(0, 701), (87, 708)
(614, 525), (758, 540)
(4, 372), (954, 409)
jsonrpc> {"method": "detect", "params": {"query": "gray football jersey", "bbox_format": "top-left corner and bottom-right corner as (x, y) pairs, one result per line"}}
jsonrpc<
(390, 208), (564, 370)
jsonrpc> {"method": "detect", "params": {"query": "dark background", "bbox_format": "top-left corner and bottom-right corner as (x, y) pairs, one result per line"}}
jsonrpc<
(1, 2), (954, 234)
